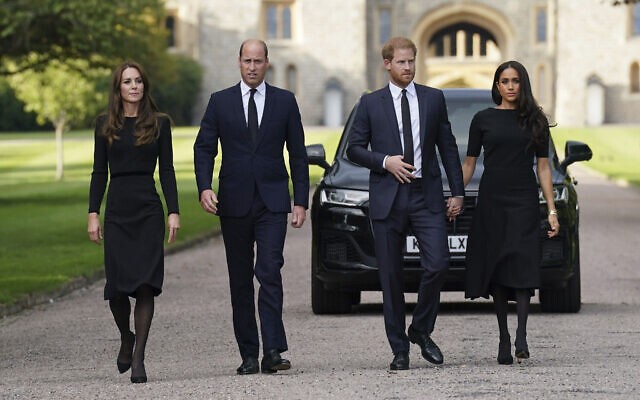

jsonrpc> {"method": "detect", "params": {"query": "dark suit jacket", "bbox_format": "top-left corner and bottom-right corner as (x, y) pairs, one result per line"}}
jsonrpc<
(194, 83), (309, 217)
(347, 84), (464, 220)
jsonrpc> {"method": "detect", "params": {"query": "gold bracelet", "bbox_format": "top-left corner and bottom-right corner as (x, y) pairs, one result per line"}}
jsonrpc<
(549, 209), (557, 216)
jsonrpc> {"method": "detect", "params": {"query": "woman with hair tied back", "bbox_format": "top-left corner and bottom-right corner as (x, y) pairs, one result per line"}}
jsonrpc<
(462, 60), (559, 365)
(87, 61), (180, 383)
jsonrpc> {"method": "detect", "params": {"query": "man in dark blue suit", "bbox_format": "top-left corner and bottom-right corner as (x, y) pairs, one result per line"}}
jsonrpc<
(347, 37), (464, 370)
(194, 39), (309, 375)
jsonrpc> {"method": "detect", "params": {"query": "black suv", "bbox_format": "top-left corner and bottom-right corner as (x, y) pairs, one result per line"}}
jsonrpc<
(307, 88), (592, 314)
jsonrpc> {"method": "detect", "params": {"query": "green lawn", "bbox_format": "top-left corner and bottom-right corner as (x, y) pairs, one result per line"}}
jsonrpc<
(0, 127), (341, 305)
(551, 126), (640, 187)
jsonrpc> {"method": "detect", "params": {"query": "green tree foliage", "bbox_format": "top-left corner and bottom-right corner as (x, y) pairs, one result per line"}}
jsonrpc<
(154, 54), (204, 125)
(0, 0), (169, 75)
(0, 78), (44, 130)
(8, 59), (110, 180)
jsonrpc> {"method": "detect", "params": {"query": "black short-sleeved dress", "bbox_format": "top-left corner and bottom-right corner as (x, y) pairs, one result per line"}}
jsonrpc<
(89, 115), (179, 300)
(464, 108), (548, 299)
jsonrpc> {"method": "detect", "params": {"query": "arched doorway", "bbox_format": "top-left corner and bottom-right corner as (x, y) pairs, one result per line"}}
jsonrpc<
(413, 3), (514, 88)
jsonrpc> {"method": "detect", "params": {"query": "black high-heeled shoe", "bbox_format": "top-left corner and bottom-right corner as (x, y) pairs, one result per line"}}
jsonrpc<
(130, 361), (147, 383)
(515, 337), (530, 363)
(497, 337), (513, 365)
(116, 331), (135, 374)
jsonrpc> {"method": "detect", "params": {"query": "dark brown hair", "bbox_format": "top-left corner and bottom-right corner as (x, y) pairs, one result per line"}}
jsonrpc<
(102, 60), (163, 146)
(491, 60), (550, 148)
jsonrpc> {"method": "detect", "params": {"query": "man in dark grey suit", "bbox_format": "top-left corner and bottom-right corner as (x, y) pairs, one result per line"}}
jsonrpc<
(194, 39), (309, 375)
(347, 37), (464, 370)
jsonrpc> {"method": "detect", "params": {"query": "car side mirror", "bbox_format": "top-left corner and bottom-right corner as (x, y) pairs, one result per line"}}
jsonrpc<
(559, 140), (592, 173)
(306, 144), (331, 170)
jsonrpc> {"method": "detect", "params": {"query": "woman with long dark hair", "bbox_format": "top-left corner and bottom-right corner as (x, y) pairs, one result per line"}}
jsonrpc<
(462, 61), (559, 365)
(87, 61), (180, 383)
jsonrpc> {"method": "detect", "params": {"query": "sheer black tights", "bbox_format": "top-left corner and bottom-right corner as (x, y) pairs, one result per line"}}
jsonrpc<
(492, 284), (530, 350)
(109, 285), (155, 376)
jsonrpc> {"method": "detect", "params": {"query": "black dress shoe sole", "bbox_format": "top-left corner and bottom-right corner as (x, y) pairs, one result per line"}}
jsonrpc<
(261, 363), (291, 373)
(389, 364), (409, 371)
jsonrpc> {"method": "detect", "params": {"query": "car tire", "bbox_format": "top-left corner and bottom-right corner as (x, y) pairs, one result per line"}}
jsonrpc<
(311, 272), (352, 314)
(539, 243), (581, 313)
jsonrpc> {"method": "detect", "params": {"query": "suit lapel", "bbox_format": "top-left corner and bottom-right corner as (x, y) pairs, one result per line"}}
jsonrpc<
(380, 87), (403, 153)
(257, 84), (275, 147)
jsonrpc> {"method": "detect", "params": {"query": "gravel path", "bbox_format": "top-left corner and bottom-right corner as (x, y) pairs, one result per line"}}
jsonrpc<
(1, 165), (639, 399)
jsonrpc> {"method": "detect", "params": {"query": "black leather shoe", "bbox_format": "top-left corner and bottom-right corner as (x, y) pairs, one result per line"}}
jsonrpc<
(408, 325), (443, 365)
(261, 350), (291, 373)
(515, 335), (530, 363)
(389, 351), (409, 370)
(236, 357), (259, 375)
(130, 361), (147, 383)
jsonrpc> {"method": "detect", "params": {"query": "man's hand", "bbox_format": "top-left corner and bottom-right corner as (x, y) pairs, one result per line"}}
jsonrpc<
(385, 155), (415, 183)
(200, 189), (219, 214)
(446, 196), (463, 221)
(291, 205), (306, 228)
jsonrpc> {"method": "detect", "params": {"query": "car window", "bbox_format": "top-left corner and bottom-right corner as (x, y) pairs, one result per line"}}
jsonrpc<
(446, 98), (493, 144)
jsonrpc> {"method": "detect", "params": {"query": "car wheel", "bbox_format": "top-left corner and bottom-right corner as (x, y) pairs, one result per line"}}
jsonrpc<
(539, 242), (581, 313)
(311, 271), (352, 314)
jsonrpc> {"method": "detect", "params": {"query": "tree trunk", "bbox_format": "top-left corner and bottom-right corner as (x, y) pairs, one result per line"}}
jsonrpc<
(54, 116), (66, 181)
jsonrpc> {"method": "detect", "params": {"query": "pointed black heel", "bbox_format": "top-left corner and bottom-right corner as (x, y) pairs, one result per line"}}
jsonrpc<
(515, 336), (530, 363)
(130, 361), (147, 383)
(116, 331), (135, 374)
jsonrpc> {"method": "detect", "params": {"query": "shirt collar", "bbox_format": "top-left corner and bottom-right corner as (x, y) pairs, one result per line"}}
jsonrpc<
(388, 81), (416, 100)
(240, 80), (266, 96)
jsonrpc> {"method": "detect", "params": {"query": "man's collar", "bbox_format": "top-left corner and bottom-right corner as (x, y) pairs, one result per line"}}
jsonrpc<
(240, 80), (266, 96)
(388, 81), (416, 99)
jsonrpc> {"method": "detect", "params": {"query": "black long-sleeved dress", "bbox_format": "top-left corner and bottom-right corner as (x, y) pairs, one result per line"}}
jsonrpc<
(89, 115), (179, 300)
(464, 108), (548, 299)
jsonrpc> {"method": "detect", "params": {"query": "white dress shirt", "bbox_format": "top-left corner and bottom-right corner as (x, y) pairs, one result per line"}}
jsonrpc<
(388, 81), (422, 178)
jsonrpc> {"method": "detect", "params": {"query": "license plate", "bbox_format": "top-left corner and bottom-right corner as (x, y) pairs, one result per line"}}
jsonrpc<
(406, 235), (468, 254)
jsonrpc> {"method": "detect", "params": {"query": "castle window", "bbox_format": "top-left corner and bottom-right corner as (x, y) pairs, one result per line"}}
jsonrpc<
(631, 62), (640, 93)
(536, 7), (547, 43)
(428, 23), (496, 58)
(264, 1), (294, 40)
(633, 4), (640, 36)
(165, 12), (177, 48)
(378, 8), (391, 45)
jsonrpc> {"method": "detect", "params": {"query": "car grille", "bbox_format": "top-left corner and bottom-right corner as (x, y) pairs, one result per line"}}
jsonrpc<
(322, 233), (360, 263)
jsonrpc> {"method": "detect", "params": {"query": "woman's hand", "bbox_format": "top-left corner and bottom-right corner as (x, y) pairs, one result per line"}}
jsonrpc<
(167, 213), (181, 243)
(547, 214), (560, 238)
(87, 212), (103, 244)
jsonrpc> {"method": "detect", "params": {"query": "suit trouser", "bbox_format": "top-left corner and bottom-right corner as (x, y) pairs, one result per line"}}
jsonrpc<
(220, 194), (288, 359)
(371, 180), (449, 354)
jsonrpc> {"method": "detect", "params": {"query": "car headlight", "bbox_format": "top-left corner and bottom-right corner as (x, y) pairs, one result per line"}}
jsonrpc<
(539, 186), (568, 204)
(320, 188), (369, 207)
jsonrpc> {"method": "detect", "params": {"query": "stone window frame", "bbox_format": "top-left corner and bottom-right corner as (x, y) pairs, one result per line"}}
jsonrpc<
(286, 64), (298, 94)
(629, 3), (640, 37)
(263, 0), (296, 41)
(535, 63), (550, 108)
(531, 5), (548, 46)
(630, 61), (640, 93)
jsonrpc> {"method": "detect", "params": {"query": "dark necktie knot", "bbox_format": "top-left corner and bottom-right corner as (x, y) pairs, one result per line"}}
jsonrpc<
(248, 88), (258, 143)
(401, 89), (414, 166)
